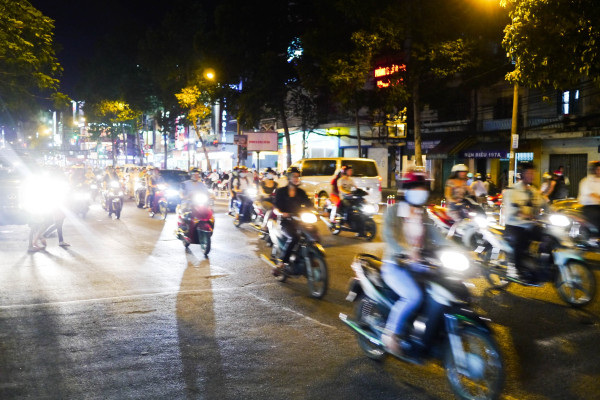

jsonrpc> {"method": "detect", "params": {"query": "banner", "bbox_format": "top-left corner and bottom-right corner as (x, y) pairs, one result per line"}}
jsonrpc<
(246, 131), (278, 152)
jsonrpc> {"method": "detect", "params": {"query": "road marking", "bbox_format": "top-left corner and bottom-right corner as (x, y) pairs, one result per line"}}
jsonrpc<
(247, 293), (337, 330)
(0, 282), (277, 310)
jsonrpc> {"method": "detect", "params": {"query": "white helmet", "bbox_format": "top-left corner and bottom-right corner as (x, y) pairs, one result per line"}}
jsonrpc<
(451, 164), (469, 173)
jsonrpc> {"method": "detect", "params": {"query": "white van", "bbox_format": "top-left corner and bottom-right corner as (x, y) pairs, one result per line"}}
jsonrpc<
(290, 157), (382, 208)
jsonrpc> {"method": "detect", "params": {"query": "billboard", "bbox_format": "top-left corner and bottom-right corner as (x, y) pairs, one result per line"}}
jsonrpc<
(246, 131), (278, 152)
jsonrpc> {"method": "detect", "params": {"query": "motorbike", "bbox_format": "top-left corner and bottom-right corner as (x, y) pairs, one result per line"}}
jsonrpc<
(320, 188), (377, 241)
(340, 252), (504, 400)
(69, 184), (91, 218)
(176, 192), (214, 257)
(474, 212), (596, 307)
(249, 192), (277, 238)
(486, 193), (503, 211)
(428, 196), (490, 250)
(101, 180), (124, 219)
(550, 198), (600, 250)
(232, 187), (258, 227)
(134, 178), (146, 208)
(262, 210), (328, 299)
(148, 184), (169, 219)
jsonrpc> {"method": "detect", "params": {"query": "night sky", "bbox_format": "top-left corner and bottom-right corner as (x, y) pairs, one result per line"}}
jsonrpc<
(29, 0), (168, 96)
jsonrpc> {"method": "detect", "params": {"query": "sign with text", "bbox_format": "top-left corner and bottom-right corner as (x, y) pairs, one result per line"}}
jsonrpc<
(246, 131), (278, 152)
(461, 150), (509, 159)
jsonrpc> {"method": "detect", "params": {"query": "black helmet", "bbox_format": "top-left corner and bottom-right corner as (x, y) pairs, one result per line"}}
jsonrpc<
(265, 168), (275, 174)
(287, 166), (301, 176)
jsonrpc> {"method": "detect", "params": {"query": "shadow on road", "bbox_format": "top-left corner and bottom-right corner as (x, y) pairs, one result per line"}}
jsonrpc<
(176, 251), (229, 399)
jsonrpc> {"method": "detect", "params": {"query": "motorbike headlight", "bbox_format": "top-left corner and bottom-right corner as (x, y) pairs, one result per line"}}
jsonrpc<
(439, 250), (469, 272)
(247, 188), (258, 197)
(549, 214), (571, 227)
(118, 191), (124, 196)
(166, 189), (179, 197)
(474, 216), (488, 228)
(300, 212), (317, 224)
(158, 184), (166, 190)
(361, 204), (377, 215)
(193, 193), (209, 205)
(110, 181), (120, 188)
(90, 184), (98, 190)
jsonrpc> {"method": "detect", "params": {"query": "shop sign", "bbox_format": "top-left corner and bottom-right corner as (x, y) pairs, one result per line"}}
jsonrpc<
(461, 150), (509, 158)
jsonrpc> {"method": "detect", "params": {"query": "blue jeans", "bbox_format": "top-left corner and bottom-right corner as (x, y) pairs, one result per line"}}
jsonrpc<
(381, 262), (423, 336)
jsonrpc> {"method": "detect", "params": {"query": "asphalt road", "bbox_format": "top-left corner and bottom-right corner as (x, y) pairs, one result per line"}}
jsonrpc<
(0, 198), (599, 399)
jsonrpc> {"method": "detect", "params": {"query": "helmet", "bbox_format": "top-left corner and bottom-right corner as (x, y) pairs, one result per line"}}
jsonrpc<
(400, 169), (431, 190)
(589, 161), (600, 174)
(486, 173), (492, 180)
(189, 168), (200, 174)
(265, 168), (275, 175)
(542, 172), (552, 180)
(341, 165), (353, 174)
(238, 165), (248, 172)
(553, 170), (563, 177)
(467, 172), (473, 178)
(475, 173), (482, 180)
(286, 166), (301, 176)
(451, 164), (469, 173)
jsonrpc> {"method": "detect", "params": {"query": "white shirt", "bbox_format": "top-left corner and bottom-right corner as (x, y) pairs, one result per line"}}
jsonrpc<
(578, 175), (600, 205)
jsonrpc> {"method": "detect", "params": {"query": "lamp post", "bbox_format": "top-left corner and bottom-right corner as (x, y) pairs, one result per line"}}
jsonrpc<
(508, 83), (519, 187)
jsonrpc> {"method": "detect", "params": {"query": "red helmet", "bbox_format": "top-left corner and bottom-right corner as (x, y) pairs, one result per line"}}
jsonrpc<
(400, 169), (431, 190)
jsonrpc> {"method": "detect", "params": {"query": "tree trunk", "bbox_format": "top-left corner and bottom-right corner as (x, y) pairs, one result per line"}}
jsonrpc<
(355, 107), (362, 157)
(194, 120), (212, 172)
(279, 103), (292, 168)
(412, 80), (423, 167)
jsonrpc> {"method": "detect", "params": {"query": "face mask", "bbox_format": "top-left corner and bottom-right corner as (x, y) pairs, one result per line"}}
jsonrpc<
(405, 189), (429, 206)
(266, 173), (274, 180)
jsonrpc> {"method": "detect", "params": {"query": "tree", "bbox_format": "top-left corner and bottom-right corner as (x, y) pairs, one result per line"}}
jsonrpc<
(175, 84), (214, 171)
(0, 0), (68, 118)
(501, 0), (600, 89)
(88, 100), (141, 165)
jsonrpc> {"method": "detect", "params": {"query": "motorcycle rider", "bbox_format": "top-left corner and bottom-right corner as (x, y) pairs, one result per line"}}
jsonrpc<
(337, 165), (357, 221)
(180, 168), (210, 236)
(502, 162), (549, 283)
(381, 169), (451, 356)
(470, 173), (488, 205)
(445, 164), (473, 221)
(272, 166), (313, 276)
(546, 169), (569, 203)
(578, 161), (600, 229)
(230, 165), (252, 220)
(144, 167), (161, 209)
(258, 168), (278, 232)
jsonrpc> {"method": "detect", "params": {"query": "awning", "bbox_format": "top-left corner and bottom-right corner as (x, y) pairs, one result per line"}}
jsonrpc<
(459, 141), (511, 159)
(425, 136), (476, 159)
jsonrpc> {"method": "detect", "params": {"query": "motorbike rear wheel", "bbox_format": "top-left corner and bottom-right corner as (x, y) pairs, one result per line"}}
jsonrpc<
(555, 260), (596, 307)
(363, 219), (377, 241)
(306, 253), (328, 299)
(481, 248), (512, 290)
(355, 296), (386, 361)
(444, 326), (504, 400)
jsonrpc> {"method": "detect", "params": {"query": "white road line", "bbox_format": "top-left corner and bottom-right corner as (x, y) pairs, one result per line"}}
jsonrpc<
(0, 282), (276, 310)
(247, 292), (337, 330)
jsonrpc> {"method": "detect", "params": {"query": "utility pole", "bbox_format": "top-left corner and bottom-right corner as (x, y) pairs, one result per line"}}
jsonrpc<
(508, 83), (519, 187)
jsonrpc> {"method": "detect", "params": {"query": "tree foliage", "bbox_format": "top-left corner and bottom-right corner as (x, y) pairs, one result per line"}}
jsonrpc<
(0, 0), (67, 117)
(502, 0), (600, 89)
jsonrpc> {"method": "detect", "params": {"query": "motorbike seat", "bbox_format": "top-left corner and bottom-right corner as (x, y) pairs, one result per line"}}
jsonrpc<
(354, 254), (400, 301)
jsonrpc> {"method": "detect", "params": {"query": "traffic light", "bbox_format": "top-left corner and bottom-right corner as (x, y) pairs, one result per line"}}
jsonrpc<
(212, 139), (219, 147)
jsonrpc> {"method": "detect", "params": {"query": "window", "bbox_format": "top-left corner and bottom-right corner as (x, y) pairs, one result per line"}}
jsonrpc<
(342, 160), (378, 177)
(560, 90), (580, 115)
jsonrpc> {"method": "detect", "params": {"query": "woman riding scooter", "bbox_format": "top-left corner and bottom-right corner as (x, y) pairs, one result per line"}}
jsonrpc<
(381, 168), (454, 356)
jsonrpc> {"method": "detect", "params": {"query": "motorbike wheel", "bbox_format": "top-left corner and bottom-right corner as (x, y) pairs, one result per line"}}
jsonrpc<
(198, 228), (211, 257)
(444, 326), (504, 400)
(481, 248), (512, 290)
(233, 216), (241, 228)
(115, 202), (122, 220)
(159, 203), (168, 220)
(306, 253), (328, 299)
(135, 192), (144, 208)
(555, 260), (596, 307)
(363, 219), (377, 241)
(354, 296), (386, 361)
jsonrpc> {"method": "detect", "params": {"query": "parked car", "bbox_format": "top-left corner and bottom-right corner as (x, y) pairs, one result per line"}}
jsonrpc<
(135, 169), (190, 211)
(289, 157), (382, 209)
